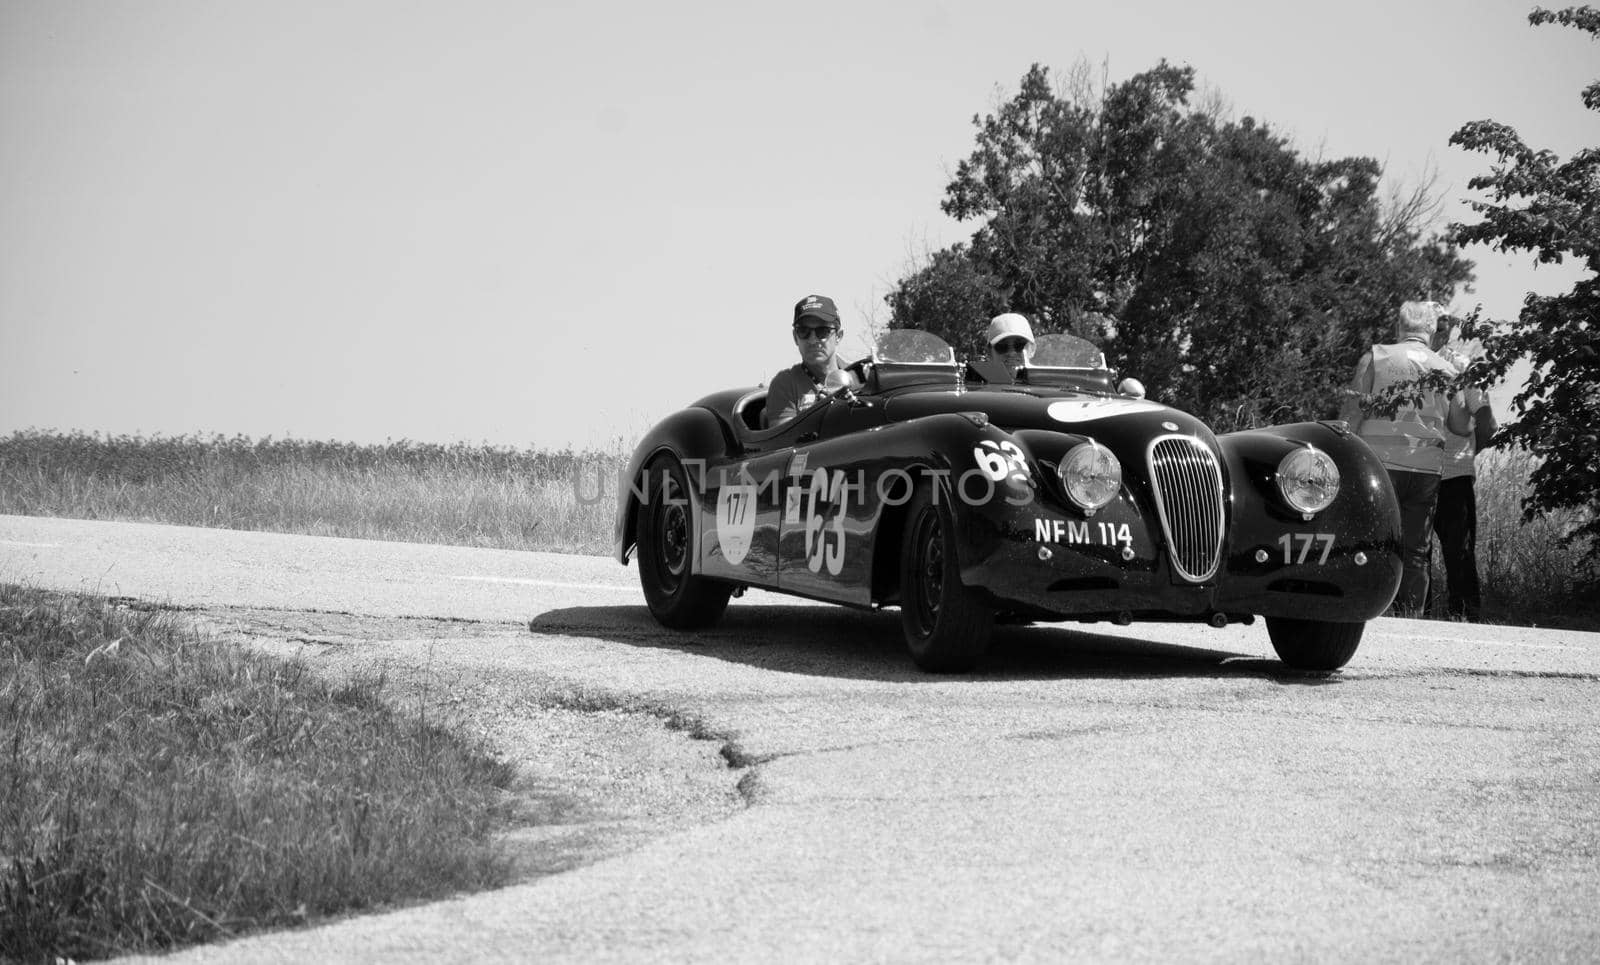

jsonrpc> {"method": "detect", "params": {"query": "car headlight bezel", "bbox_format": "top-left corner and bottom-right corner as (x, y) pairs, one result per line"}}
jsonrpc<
(1058, 441), (1122, 516)
(1276, 445), (1340, 516)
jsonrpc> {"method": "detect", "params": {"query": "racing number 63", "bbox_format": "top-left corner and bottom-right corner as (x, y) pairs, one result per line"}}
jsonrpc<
(805, 468), (846, 575)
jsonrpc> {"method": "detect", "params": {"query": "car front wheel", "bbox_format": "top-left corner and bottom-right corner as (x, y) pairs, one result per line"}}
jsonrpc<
(636, 455), (731, 629)
(1265, 616), (1363, 671)
(899, 485), (992, 672)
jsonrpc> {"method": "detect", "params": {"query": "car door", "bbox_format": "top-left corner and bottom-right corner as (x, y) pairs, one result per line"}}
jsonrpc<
(776, 433), (880, 608)
(695, 401), (830, 587)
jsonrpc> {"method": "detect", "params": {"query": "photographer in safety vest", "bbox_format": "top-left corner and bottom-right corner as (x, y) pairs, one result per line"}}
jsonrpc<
(1339, 300), (1471, 618)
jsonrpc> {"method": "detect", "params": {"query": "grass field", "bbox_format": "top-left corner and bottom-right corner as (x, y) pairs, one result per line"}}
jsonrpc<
(0, 430), (624, 555)
(0, 583), (515, 962)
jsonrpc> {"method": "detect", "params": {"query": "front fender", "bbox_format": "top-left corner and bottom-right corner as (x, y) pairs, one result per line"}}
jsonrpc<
(1213, 421), (1402, 620)
(777, 412), (1049, 606)
(846, 416), (1129, 598)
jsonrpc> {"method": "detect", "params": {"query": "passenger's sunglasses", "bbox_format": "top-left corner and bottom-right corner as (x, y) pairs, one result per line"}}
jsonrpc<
(994, 338), (1030, 354)
(795, 325), (837, 340)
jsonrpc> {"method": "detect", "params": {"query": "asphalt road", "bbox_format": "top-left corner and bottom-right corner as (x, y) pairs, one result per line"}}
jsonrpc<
(4, 515), (1598, 963)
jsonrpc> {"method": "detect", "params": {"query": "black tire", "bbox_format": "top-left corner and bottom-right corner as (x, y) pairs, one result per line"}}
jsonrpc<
(636, 456), (731, 629)
(899, 485), (993, 672)
(1265, 616), (1364, 671)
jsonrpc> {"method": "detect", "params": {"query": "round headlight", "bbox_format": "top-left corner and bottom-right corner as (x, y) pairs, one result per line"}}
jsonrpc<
(1058, 441), (1122, 514)
(1276, 446), (1340, 515)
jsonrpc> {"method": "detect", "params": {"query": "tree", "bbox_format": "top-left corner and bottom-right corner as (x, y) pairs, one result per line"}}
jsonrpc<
(1449, 5), (1600, 561)
(889, 61), (1472, 428)
(884, 245), (1010, 349)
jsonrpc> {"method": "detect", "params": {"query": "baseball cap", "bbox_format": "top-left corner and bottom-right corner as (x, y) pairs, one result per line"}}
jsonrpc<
(984, 313), (1035, 348)
(794, 294), (840, 325)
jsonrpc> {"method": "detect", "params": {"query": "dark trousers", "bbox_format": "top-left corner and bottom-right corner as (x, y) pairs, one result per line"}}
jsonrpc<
(1388, 468), (1441, 616)
(1433, 475), (1482, 620)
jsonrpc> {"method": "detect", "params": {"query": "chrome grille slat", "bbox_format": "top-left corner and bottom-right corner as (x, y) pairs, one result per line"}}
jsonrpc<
(1147, 436), (1225, 583)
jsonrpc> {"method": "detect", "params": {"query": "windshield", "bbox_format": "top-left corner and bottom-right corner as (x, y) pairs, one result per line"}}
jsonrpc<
(1031, 333), (1106, 368)
(873, 330), (956, 364)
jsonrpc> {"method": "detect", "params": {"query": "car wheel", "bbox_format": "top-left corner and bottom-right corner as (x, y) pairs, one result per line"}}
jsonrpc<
(899, 484), (993, 672)
(1265, 616), (1363, 671)
(636, 455), (731, 629)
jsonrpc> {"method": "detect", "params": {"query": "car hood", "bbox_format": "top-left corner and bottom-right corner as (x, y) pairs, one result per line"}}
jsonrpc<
(881, 387), (1216, 446)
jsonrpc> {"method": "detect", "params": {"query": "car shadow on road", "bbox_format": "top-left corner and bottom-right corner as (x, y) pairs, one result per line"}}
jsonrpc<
(527, 603), (1339, 685)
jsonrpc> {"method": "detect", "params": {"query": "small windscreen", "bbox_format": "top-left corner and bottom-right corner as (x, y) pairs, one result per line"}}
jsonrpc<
(1031, 333), (1106, 368)
(873, 330), (957, 364)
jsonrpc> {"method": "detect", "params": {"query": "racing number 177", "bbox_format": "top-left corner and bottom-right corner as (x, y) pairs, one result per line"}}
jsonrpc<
(724, 491), (750, 527)
(1279, 533), (1335, 565)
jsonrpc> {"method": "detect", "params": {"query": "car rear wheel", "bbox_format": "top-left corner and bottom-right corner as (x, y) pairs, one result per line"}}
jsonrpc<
(899, 485), (992, 672)
(636, 455), (731, 629)
(1265, 616), (1363, 671)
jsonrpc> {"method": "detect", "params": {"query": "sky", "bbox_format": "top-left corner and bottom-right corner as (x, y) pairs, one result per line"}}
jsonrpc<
(2, 0), (1595, 451)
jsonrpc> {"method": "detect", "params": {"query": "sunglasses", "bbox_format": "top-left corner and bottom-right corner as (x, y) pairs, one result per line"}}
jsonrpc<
(795, 325), (838, 340)
(994, 338), (1030, 354)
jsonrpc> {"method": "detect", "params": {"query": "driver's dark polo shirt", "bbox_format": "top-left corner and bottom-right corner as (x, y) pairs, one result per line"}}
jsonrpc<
(765, 355), (845, 427)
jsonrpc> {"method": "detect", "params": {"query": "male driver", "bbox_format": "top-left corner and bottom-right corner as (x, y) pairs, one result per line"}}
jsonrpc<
(985, 313), (1036, 375)
(766, 294), (848, 427)
(1339, 300), (1468, 617)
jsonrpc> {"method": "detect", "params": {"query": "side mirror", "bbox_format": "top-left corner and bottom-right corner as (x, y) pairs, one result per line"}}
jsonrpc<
(1118, 377), (1146, 400)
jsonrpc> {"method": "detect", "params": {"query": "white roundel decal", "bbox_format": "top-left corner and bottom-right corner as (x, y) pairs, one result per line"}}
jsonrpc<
(716, 483), (756, 565)
(1047, 399), (1163, 423)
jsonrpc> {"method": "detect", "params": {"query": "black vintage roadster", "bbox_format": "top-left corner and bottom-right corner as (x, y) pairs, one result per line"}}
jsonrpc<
(614, 330), (1401, 673)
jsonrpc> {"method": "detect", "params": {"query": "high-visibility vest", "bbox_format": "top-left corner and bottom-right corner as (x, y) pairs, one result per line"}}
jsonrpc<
(1358, 341), (1455, 473)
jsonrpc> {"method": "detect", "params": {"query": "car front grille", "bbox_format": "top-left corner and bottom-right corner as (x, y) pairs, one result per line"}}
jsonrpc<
(1146, 436), (1225, 583)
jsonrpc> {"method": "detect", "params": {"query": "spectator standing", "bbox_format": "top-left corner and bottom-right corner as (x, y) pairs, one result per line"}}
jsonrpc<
(1340, 301), (1468, 617)
(1433, 330), (1499, 620)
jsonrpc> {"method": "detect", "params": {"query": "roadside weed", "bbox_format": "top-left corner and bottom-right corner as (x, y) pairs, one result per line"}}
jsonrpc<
(0, 583), (515, 961)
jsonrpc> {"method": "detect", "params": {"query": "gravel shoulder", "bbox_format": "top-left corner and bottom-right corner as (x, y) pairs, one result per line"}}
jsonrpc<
(195, 605), (749, 883)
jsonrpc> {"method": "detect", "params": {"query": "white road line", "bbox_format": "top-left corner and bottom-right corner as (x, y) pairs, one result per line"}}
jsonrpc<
(0, 540), (60, 548)
(451, 575), (638, 594)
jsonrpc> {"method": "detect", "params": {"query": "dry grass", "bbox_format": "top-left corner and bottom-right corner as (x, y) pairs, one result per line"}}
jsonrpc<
(0, 583), (517, 961)
(0, 431), (623, 555)
(1437, 447), (1600, 630)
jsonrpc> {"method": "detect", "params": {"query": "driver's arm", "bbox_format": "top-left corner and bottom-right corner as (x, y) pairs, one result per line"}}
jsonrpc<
(765, 369), (806, 427)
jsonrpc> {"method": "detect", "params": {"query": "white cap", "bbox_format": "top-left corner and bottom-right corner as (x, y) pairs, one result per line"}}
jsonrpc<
(985, 313), (1035, 348)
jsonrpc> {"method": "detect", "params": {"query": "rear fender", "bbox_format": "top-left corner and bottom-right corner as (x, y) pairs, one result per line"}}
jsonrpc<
(614, 407), (731, 564)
